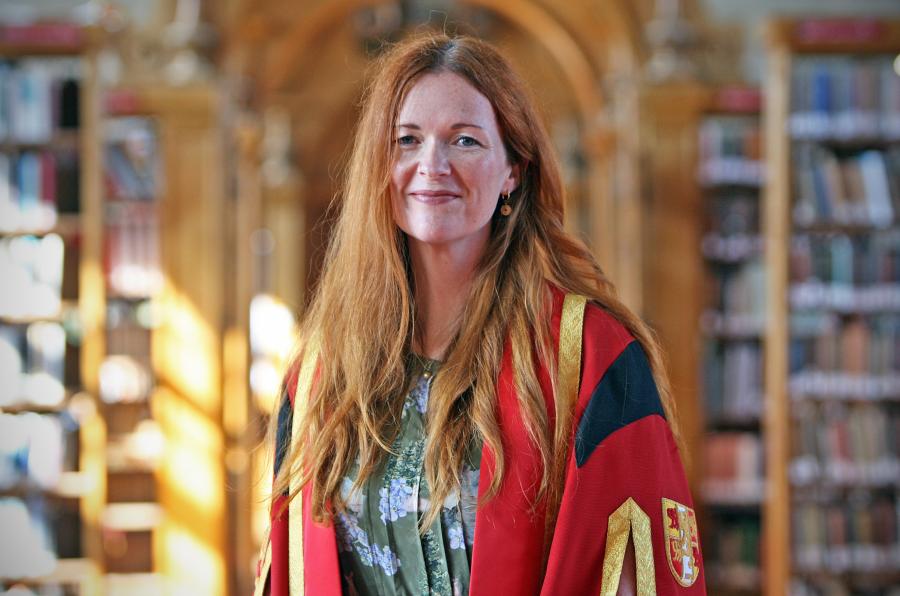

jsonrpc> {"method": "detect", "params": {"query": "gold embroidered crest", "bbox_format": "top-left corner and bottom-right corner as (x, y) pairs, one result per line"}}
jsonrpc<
(662, 498), (701, 587)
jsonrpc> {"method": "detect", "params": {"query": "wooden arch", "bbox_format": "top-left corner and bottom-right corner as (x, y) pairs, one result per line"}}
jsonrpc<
(262, 0), (644, 120)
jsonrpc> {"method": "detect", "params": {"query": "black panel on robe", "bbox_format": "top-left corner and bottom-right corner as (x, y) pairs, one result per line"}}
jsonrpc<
(274, 393), (293, 486)
(575, 341), (666, 467)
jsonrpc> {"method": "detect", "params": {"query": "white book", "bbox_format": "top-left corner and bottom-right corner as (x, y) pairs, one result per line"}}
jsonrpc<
(859, 150), (893, 227)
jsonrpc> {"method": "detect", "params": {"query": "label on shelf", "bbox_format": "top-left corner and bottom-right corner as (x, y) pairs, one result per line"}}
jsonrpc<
(794, 19), (888, 45)
(0, 24), (82, 49)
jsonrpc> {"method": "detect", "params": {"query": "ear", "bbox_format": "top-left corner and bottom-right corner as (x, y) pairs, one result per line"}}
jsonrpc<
(504, 163), (521, 195)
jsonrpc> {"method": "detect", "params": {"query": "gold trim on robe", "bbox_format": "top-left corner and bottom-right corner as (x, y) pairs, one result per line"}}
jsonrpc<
(599, 497), (657, 596)
(288, 339), (320, 595)
(559, 293), (587, 409)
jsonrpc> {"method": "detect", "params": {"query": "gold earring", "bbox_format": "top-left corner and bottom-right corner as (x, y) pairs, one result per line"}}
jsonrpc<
(500, 192), (512, 216)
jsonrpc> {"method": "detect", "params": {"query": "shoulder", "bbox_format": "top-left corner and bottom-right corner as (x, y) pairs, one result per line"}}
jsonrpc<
(574, 301), (667, 467)
(581, 300), (634, 351)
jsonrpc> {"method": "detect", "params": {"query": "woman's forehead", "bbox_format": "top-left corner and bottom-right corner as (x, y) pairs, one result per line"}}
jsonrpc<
(396, 71), (499, 131)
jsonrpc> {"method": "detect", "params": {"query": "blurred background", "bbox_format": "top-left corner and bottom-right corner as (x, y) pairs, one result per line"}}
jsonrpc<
(0, 0), (899, 595)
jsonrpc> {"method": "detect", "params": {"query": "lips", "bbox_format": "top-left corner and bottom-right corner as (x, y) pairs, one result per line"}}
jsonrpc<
(409, 190), (461, 204)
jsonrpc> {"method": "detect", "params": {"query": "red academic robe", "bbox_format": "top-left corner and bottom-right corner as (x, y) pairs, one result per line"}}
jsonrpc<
(255, 287), (706, 595)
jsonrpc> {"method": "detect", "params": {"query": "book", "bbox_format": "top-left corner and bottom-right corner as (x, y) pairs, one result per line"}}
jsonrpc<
(0, 57), (80, 144)
(703, 340), (764, 422)
(105, 202), (162, 299)
(0, 233), (64, 319)
(790, 56), (899, 141)
(703, 432), (764, 502)
(792, 145), (899, 227)
(699, 116), (764, 187)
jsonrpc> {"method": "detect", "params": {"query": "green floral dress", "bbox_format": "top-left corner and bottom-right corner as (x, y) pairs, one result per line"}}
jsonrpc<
(335, 357), (482, 596)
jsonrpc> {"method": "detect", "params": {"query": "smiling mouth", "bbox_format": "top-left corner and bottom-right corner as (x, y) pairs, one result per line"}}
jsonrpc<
(409, 191), (461, 204)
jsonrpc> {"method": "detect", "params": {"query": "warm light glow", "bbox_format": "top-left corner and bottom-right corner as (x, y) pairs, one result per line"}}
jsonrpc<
(154, 388), (223, 513)
(125, 419), (166, 467)
(249, 293), (296, 413)
(250, 358), (280, 409)
(155, 286), (218, 413)
(151, 274), (227, 594)
(102, 502), (163, 532)
(79, 409), (106, 533)
(99, 355), (151, 403)
(164, 443), (222, 515)
(161, 526), (225, 596)
(894, 53), (900, 77)
(249, 293), (297, 356)
(222, 328), (248, 436)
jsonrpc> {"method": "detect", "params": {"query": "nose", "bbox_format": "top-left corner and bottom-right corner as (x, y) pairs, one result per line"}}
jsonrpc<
(417, 139), (451, 177)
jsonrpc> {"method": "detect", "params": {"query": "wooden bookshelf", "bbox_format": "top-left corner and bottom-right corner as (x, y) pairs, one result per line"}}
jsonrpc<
(92, 89), (165, 585)
(763, 17), (900, 595)
(697, 85), (766, 596)
(0, 22), (105, 593)
(643, 82), (767, 595)
(97, 84), (230, 595)
(0, 39), (231, 588)
(641, 81), (709, 498)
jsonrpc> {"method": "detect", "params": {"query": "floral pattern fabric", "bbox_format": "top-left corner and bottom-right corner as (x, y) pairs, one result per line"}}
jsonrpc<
(336, 357), (482, 596)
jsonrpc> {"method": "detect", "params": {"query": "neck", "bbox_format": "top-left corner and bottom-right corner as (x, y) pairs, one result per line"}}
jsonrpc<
(408, 234), (487, 360)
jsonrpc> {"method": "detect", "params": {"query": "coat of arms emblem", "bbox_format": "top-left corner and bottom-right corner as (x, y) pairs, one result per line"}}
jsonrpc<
(662, 497), (701, 587)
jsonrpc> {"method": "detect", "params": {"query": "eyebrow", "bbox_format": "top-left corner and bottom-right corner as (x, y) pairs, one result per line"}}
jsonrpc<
(397, 122), (485, 130)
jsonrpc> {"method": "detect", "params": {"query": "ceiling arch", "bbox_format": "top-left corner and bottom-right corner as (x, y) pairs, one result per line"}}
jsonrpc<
(259, 0), (645, 124)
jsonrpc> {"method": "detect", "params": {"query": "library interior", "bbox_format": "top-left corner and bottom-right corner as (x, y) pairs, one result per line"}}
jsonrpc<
(1, 0), (900, 595)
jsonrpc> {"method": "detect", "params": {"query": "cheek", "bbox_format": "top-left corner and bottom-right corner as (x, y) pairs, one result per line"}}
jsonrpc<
(465, 160), (506, 204)
(389, 161), (411, 221)
(391, 158), (410, 193)
(389, 186), (407, 231)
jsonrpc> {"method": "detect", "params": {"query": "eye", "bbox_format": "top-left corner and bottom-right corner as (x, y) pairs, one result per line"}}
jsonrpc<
(454, 135), (481, 147)
(396, 135), (417, 146)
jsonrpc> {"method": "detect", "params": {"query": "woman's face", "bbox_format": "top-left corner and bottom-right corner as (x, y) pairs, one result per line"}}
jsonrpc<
(391, 71), (518, 253)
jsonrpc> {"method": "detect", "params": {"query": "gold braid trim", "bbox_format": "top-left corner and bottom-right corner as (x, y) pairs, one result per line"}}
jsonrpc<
(599, 497), (657, 596)
(542, 293), (587, 558)
(289, 338), (320, 596)
(558, 293), (587, 413)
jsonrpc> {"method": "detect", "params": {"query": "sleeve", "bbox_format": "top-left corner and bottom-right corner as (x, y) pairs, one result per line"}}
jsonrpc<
(541, 338), (706, 596)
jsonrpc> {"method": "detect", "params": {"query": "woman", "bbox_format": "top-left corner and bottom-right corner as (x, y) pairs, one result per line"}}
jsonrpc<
(255, 34), (704, 596)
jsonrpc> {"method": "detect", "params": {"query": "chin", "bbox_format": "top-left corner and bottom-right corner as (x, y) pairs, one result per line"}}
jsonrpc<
(405, 230), (458, 246)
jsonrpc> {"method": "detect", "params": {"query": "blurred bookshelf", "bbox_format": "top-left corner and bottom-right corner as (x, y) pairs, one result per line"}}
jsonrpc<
(230, 107), (305, 595)
(0, 22), (104, 595)
(96, 100), (164, 584)
(0, 21), (232, 590)
(764, 18), (900, 595)
(697, 85), (766, 595)
(98, 84), (230, 595)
